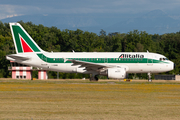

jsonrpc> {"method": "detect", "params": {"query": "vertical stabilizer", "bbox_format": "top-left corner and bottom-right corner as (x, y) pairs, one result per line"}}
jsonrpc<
(9, 23), (43, 53)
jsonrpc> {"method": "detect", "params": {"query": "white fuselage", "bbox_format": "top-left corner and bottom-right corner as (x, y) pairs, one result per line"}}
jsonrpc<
(7, 52), (174, 74)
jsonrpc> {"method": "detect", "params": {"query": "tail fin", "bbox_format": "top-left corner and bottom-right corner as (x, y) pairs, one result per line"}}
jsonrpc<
(9, 23), (43, 54)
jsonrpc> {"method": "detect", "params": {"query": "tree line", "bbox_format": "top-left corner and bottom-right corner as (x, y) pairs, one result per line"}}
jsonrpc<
(0, 21), (180, 79)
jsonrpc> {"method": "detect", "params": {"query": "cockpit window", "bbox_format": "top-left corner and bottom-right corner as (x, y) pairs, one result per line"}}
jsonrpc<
(160, 58), (168, 61)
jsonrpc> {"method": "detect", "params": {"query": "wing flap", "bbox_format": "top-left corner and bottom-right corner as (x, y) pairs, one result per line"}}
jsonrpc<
(68, 59), (113, 71)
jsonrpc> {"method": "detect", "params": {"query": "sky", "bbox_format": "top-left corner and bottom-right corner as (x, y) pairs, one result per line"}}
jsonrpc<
(1, 0), (180, 20)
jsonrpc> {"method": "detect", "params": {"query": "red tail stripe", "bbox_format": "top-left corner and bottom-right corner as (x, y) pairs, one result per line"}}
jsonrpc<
(20, 37), (33, 52)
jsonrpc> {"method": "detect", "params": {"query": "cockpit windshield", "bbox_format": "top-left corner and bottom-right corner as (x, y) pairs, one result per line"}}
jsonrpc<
(160, 57), (168, 61)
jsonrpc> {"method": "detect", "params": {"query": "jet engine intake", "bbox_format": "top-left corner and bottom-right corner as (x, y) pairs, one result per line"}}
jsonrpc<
(108, 68), (126, 79)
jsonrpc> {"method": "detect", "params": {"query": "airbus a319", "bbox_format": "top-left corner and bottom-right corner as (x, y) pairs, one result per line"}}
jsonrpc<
(6, 23), (175, 81)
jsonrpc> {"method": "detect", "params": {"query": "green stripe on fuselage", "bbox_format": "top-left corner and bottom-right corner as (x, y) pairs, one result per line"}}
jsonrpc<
(37, 53), (168, 64)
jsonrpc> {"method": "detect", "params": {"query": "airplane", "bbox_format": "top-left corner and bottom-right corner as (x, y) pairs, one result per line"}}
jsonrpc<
(6, 23), (175, 81)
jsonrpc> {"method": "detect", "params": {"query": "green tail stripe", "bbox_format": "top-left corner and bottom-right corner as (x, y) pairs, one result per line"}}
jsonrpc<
(12, 25), (40, 53)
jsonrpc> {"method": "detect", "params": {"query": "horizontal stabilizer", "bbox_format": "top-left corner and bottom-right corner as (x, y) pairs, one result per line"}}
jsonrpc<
(6, 54), (30, 61)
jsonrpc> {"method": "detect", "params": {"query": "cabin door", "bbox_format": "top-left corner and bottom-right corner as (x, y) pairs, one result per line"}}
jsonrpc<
(40, 54), (48, 68)
(147, 54), (153, 66)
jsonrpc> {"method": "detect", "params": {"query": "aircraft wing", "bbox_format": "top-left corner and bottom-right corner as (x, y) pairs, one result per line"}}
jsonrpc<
(68, 59), (117, 71)
(6, 54), (30, 61)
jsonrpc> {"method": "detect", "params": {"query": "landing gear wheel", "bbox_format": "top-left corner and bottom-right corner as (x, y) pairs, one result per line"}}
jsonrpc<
(95, 75), (98, 81)
(90, 75), (99, 81)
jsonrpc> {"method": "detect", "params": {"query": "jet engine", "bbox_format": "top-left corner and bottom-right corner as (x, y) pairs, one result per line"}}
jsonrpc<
(107, 68), (126, 79)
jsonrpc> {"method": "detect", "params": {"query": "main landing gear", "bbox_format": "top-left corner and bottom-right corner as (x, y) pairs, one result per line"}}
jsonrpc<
(148, 72), (152, 82)
(90, 74), (99, 81)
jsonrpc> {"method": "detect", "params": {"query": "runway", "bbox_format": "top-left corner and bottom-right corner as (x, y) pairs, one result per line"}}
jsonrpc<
(0, 79), (180, 119)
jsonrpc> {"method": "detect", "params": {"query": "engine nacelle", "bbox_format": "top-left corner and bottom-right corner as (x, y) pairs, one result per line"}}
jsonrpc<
(108, 68), (126, 79)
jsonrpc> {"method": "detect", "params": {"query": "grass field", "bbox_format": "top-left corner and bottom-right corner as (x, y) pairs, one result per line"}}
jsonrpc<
(0, 79), (180, 120)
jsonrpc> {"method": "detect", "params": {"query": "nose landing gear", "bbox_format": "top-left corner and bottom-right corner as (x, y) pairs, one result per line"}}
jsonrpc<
(148, 72), (152, 82)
